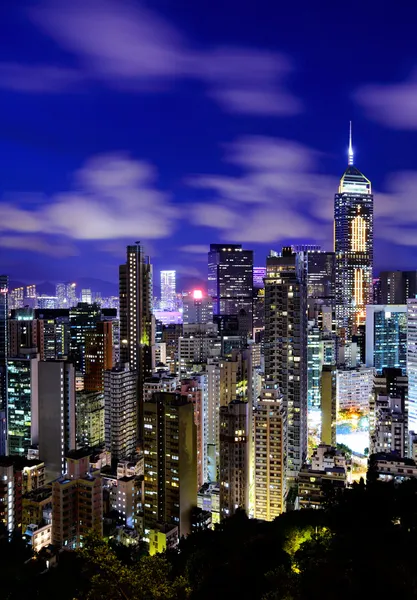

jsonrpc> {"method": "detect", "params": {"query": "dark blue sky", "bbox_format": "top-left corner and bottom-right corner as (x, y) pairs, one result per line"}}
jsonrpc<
(1, 0), (417, 291)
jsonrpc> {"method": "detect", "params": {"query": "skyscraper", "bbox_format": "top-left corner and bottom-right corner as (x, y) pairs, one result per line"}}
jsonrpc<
(160, 271), (176, 311)
(264, 248), (308, 479)
(334, 124), (373, 339)
(182, 290), (213, 324)
(208, 244), (253, 326)
(119, 243), (153, 443)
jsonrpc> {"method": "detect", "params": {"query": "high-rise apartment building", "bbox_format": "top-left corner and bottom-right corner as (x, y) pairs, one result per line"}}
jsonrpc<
(336, 366), (374, 412)
(370, 395), (406, 457)
(84, 321), (113, 392)
(0, 276), (8, 454)
(334, 126), (373, 338)
(264, 248), (308, 479)
(52, 449), (103, 549)
(0, 457), (45, 532)
(104, 366), (137, 462)
(219, 400), (249, 519)
(37, 361), (76, 480)
(69, 303), (102, 374)
(160, 271), (176, 311)
(380, 271), (417, 305)
(253, 383), (287, 521)
(365, 305), (407, 374)
(208, 244), (253, 326)
(119, 243), (153, 443)
(407, 299), (417, 432)
(143, 392), (197, 538)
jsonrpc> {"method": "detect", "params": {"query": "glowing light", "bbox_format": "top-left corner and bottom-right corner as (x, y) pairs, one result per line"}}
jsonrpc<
(351, 215), (366, 252)
(193, 289), (203, 300)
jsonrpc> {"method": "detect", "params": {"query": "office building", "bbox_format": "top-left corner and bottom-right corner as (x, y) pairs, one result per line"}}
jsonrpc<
(7, 355), (39, 456)
(334, 125), (373, 338)
(182, 290), (213, 324)
(219, 400), (249, 519)
(365, 305), (407, 374)
(407, 299), (417, 432)
(104, 366), (137, 462)
(253, 383), (287, 521)
(37, 361), (76, 480)
(76, 390), (105, 448)
(143, 392), (197, 538)
(208, 243), (253, 326)
(264, 248), (308, 479)
(380, 271), (417, 305)
(119, 243), (153, 442)
(52, 449), (103, 549)
(160, 270), (176, 311)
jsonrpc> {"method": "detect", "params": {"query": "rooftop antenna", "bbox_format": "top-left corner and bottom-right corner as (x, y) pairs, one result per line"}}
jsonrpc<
(348, 120), (354, 166)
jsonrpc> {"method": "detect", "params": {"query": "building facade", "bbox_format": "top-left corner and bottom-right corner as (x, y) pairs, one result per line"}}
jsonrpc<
(104, 366), (137, 462)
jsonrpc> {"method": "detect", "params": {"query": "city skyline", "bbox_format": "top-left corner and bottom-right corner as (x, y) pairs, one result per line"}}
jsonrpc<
(1, 1), (417, 284)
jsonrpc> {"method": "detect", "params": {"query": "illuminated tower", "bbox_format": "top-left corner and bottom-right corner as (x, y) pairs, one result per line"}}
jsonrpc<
(334, 123), (373, 340)
(160, 271), (176, 311)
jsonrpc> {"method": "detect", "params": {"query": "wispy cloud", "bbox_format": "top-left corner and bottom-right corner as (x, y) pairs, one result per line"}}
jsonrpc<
(187, 136), (335, 244)
(0, 153), (178, 242)
(355, 71), (417, 129)
(0, 0), (301, 116)
(0, 235), (78, 256)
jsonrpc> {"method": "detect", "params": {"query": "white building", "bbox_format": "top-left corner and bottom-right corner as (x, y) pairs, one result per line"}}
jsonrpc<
(336, 367), (374, 412)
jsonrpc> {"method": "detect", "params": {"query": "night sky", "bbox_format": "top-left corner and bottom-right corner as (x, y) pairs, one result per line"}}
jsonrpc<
(1, 0), (416, 292)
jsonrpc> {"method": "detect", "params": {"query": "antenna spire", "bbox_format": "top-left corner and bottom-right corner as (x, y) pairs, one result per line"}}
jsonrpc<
(348, 120), (354, 166)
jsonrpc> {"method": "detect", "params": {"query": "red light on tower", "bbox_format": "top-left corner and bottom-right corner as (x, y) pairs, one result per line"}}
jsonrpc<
(193, 289), (203, 300)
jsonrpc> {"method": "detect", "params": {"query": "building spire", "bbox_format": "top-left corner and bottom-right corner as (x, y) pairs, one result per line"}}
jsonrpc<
(348, 120), (354, 166)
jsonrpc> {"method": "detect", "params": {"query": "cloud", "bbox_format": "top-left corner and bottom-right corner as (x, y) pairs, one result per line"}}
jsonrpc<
(0, 63), (84, 93)
(0, 0), (302, 116)
(0, 153), (178, 241)
(0, 235), (78, 256)
(187, 136), (336, 245)
(355, 72), (417, 129)
(180, 245), (209, 254)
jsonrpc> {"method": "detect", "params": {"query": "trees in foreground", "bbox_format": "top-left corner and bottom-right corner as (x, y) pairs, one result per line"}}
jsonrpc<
(3, 479), (417, 599)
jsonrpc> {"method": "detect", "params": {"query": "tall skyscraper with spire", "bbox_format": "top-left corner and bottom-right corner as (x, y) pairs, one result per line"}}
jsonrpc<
(334, 124), (373, 340)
